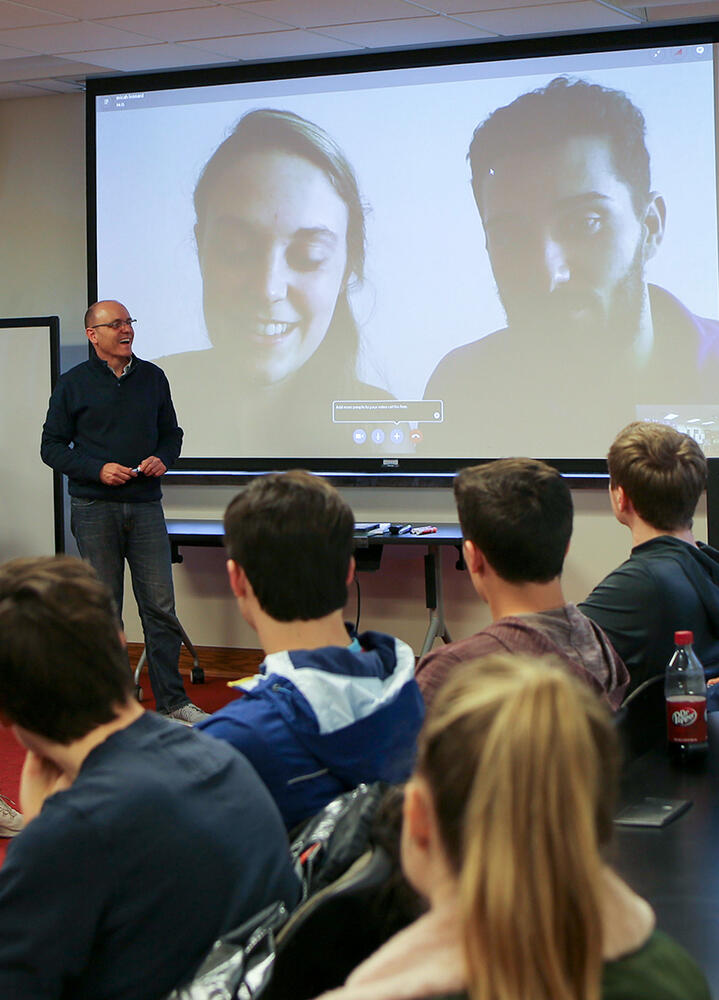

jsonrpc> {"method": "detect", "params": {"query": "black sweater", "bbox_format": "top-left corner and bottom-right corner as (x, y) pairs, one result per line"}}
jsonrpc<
(41, 351), (182, 502)
(580, 535), (719, 691)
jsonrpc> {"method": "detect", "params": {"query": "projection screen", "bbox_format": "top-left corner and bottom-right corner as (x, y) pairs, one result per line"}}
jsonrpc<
(88, 26), (719, 470)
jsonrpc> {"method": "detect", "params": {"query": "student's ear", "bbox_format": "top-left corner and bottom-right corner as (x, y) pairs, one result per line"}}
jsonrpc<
(404, 778), (432, 849)
(609, 483), (634, 523)
(463, 539), (484, 575)
(611, 484), (626, 511)
(346, 555), (356, 587)
(401, 777), (436, 896)
(226, 559), (249, 599)
(641, 192), (666, 262)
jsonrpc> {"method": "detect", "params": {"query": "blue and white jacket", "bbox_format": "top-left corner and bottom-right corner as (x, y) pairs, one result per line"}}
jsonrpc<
(196, 630), (424, 830)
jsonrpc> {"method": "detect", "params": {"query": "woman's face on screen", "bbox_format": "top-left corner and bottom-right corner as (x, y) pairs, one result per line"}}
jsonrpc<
(196, 150), (349, 385)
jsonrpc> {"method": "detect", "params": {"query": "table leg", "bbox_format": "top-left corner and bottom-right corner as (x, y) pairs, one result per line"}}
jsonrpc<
(419, 546), (452, 658)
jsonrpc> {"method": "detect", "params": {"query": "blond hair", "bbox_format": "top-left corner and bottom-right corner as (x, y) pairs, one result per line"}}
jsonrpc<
(416, 654), (620, 1000)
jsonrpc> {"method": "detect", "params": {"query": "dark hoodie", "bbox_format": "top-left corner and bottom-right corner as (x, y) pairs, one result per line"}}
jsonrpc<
(580, 536), (719, 695)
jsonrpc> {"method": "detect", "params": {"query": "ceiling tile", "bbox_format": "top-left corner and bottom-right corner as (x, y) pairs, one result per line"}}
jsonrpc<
(0, 53), (104, 80)
(98, 6), (287, 43)
(179, 26), (360, 58)
(22, 75), (85, 91)
(318, 14), (495, 45)
(0, 2), (72, 29)
(0, 79), (53, 96)
(416, 0), (592, 8)
(0, 41), (34, 60)
(0, 20), (161, 53)
(61, 41), (234, 71)
(228, 0), (429, 28)
(456, 1), (639, 33)
(639, 0), (719, 15)
(18, 0), (218, 15)
(415, 0), (566, 9)
(639, 0), (718, 5)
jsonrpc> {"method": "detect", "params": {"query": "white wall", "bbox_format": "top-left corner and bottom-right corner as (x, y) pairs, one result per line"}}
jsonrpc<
(3, 92), (708, 657)
(0, 94), (87, 341)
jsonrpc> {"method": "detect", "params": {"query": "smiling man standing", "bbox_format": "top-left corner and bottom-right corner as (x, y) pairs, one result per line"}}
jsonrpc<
(41, 300), (207, 724)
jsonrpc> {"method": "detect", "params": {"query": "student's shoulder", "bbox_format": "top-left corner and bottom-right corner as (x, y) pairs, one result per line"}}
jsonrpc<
(195, 679), (286, 739)
(602, 929), (711, 1000)
(583, 551), (661, 604)
(416, 631), (504, 699)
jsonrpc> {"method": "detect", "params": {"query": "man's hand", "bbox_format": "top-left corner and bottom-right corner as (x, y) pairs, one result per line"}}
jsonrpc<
(19, 750), (72, 824)
(100, 463), (136, 485)
(138, 456), (167, 478)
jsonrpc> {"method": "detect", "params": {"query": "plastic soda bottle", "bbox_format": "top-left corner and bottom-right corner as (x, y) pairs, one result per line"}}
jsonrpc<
(665, 630), (708, 760)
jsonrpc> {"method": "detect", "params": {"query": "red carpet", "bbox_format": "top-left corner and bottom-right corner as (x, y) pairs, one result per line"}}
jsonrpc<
(0, 674), (242, 867)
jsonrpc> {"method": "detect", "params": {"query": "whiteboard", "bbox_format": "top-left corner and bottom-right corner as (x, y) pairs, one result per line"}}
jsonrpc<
(0, 319), (62, 562)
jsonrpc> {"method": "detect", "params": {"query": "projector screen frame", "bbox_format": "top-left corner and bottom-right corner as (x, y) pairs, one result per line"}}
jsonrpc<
(86, 18), (719, 479)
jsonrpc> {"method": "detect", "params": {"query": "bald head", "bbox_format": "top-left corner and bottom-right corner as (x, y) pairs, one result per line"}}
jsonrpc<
(84, 300), (128, 330)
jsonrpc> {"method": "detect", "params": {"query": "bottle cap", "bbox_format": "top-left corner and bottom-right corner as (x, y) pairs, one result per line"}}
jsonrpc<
(675, 630), (694, 644)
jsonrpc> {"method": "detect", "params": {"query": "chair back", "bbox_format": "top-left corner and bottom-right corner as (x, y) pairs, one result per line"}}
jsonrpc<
(614, 674), (666, 763)
(263, 844), (396, 1000)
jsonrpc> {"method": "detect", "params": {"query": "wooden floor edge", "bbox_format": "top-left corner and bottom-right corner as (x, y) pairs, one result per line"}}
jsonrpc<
(127, 641), (264, 679)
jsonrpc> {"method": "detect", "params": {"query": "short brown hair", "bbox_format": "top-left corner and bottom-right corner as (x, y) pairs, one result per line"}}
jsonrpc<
(607, 422), (706, 531)
(224, 470), (355, 622)
(454, 458), (573, 583)
(0, 556), (133, 743)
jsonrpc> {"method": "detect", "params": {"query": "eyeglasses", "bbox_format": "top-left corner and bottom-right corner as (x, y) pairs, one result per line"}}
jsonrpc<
(91, 318), (137, 331)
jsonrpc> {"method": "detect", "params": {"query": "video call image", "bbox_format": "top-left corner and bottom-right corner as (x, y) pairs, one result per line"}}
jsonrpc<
(94, 43), (719, 461)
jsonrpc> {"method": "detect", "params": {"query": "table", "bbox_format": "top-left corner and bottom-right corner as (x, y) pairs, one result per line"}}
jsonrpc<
(612, 713), (719, 993)
(165, 519), (464, 657)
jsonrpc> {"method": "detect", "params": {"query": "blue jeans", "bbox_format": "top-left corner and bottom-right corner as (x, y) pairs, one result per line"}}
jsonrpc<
(70, 498), (188, 713)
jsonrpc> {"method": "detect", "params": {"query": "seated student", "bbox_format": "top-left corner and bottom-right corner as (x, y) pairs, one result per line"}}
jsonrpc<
(316, 655), (711, 1000)
(0, 555), (299, 1000)
(580, 421), (719, 694)
(196, 470), (424, 830)
(415, 458), (628, 708)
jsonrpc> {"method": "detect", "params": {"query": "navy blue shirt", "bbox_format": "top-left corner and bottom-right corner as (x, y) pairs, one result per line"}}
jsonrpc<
(41, 351), (182, 501)
(580, 536), (719, 692)
(0, 713), (299, 1000)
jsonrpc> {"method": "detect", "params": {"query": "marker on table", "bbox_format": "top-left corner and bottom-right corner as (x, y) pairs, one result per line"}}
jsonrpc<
(411, 525), (437, 535)
(397, 524), (413, 535)
(368, 522), (391, 536)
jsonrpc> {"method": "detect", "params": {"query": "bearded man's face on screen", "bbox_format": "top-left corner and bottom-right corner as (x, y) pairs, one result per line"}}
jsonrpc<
(195, 149), (349, 386)
(476, 135), (665, 344)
